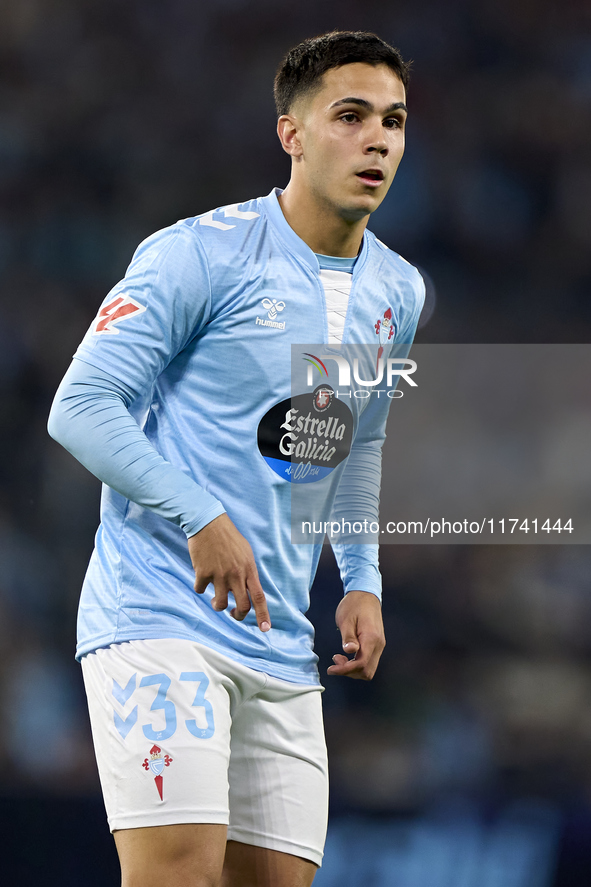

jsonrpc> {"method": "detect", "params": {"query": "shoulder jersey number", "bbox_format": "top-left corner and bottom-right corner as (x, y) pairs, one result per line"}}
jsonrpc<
(198, 204), (260, 231)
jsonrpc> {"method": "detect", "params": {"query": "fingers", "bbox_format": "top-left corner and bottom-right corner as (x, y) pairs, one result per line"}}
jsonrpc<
(327, 650), (369, 679)
(327, 652), (374, 680)
(211, 579), (250, 621)
(194, 575), (210, 596)
(211, 583), (230, 613)
(194, 573), (271, 632)
(229, 601), (251, 621)
(327, 632), (384, 680)
(341, 637), (360, 654)
(229, 588), (257, 623)
(246, 572), (271, 632)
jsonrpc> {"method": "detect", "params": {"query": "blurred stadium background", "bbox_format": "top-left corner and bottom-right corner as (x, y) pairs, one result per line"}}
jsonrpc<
(2, 0), (591, 883)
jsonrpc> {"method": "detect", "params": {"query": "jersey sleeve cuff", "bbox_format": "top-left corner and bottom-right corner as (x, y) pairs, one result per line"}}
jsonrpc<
(182, 500), (227, 538)
(343, 574), (382, 601)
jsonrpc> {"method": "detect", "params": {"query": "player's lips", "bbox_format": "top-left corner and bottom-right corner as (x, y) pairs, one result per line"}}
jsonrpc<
(356, 168), (385, 187)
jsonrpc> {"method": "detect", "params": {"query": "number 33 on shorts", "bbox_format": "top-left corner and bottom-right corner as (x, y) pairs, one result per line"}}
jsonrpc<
(81, 639), (236, 823)
(114, 671), (216, 743)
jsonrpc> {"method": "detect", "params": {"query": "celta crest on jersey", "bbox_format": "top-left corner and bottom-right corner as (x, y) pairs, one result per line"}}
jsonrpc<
(93, 294), (147, 335)
(375, 306), (395, 370)
(375, 307), (395, 345)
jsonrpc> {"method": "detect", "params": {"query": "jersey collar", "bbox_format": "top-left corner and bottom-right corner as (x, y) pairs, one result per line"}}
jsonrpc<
(261, 188), (370, 277)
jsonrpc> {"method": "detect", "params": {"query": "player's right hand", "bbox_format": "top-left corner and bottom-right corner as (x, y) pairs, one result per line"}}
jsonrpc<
(188, 514), (271, 632)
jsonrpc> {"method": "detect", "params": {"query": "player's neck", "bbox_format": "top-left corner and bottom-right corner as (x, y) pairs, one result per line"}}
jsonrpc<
(278, 185), (367, 258)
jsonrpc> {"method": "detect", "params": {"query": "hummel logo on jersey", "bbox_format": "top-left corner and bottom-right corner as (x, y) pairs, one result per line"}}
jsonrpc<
(255, 298), (286, 330)
(93, 294), (147, 335)
(262, 299), (285, 320)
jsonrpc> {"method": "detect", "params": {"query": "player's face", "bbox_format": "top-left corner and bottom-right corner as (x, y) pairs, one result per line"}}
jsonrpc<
(294, 63), (407, 221)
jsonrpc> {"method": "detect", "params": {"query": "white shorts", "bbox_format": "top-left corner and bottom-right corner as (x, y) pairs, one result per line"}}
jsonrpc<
(81, 638), (328, 866)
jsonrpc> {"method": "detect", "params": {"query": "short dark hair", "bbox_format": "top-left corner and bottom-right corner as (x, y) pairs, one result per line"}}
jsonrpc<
(274, 30), (411, 117)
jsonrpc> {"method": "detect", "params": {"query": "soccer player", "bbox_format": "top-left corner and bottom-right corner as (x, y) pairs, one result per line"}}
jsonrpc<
(48, 30), (424, 887)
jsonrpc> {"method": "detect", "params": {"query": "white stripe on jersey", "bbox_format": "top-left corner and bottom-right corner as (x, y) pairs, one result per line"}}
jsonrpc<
(318, 268), (353, 344)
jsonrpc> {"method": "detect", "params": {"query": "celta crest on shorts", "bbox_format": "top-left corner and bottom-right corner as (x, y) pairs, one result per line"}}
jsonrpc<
(142, 744), (173, 800)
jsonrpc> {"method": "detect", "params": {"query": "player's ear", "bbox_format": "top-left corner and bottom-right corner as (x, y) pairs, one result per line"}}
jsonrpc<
(277, 115), (303, 158)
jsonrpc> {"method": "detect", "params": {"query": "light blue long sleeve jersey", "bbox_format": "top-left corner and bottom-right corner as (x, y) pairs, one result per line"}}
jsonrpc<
(48, 188), (425, 685)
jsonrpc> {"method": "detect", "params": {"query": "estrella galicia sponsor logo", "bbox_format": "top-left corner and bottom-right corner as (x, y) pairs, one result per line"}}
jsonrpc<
(257, 385), (353, 483)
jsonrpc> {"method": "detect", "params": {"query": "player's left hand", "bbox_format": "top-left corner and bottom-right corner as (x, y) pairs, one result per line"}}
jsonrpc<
(327, 591), (385, 680)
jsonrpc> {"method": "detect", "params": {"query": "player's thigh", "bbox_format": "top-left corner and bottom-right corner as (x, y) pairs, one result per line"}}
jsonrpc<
(221, 840), (317, 887)
(81, 638), (234, 832)
(227, 682), (328, 869)
(115, 822), (227, 887)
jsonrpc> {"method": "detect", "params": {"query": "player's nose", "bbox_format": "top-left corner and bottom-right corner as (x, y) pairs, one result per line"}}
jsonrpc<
(364, 121), (388, 156)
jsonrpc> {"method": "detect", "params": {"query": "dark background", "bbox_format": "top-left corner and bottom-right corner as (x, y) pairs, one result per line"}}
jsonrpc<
(1, 1), (591, 883)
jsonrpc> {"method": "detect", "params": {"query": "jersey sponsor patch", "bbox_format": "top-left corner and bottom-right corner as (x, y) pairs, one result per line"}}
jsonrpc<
(257, 386), (353, 483)
(93, 294), (147, 335)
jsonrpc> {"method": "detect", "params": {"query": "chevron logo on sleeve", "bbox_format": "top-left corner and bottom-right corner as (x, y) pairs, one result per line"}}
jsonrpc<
(93, 294), (147, 335)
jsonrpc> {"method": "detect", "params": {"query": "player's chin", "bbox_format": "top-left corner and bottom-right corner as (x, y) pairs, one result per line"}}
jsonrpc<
(341, 197), (382, 221)
(349, 186), (388, 215)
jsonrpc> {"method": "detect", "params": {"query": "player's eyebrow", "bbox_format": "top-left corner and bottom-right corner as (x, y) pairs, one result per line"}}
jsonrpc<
(330, 97), (408, 115)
